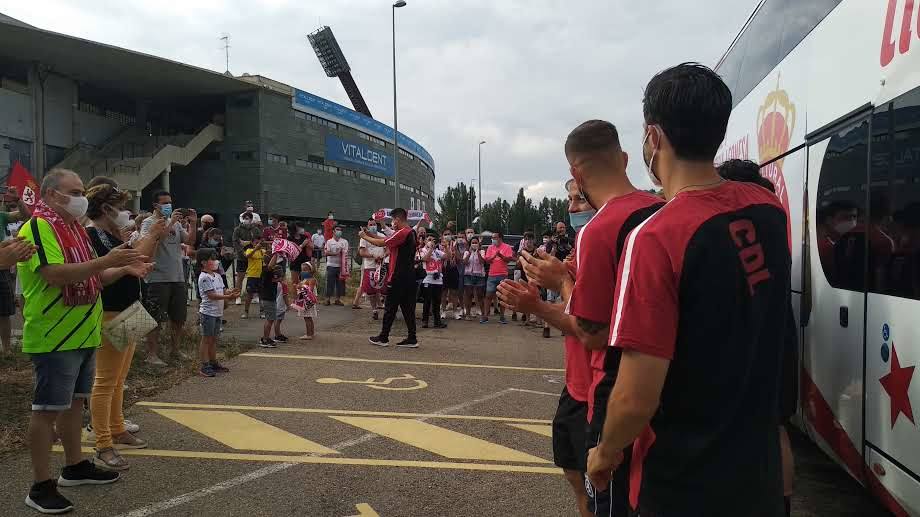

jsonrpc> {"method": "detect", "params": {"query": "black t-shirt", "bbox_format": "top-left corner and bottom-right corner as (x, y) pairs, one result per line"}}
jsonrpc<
(384, 227), (417, 286)
(87, 227), (141, 312)
(259, 268), (280, 300)
(549, 235), (573, 261)
(291, 234), (310, 265)
(609, 181), (789, 515)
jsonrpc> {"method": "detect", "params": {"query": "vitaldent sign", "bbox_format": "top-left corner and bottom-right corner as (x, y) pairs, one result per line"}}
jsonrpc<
(325, 135), (394, 177)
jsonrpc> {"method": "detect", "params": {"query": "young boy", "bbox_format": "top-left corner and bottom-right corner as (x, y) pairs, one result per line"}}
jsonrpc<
(294, 262), (318, 340)
(259, 253), (281, 348)
(242, 237), (265, 319)
(272, 279), (289, 343)
(197, 250), (240, 377)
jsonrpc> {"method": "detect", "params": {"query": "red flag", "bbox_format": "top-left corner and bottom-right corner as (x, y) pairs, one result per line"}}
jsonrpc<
(7, 161), (40, 207)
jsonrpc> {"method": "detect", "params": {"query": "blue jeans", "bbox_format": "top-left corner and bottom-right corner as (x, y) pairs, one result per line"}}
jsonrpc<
(31, 348), (96, 411)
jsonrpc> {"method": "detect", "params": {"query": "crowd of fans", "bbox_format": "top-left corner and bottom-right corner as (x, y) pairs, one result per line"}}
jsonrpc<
(13, 61), (799, 517)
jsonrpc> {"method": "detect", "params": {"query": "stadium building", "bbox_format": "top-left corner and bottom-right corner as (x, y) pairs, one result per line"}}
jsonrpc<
(0, 13), (435, 231)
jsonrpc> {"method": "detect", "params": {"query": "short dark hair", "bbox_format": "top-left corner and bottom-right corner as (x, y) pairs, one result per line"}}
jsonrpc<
(242, 212), (253, 220)
(390, 208), (407, 220)
(523, 231), (534, 239)
(152, 190), (172, 204)
(818, 200), (859, 223)
(717, 159), (775, 193)
(196, 248), (217, 265)
(643, 62), (732, 161)
(493, 230), (503, 239)
(542, 230), (553, 238)
(564, 120), (621, 157)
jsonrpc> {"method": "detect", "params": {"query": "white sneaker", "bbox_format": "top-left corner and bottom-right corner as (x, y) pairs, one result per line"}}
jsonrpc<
(84, 425), (96, 442)
(235, 298), (242, 305)
(145, 356), (167, 367)
(124, 420), (140, 434)
(455, 312), (462, 320)
(241, 313), (248, 320)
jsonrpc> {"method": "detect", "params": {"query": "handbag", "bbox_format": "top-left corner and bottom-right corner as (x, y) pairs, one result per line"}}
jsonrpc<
(103, 300), (158, 351)
(89, 226), (158, 351)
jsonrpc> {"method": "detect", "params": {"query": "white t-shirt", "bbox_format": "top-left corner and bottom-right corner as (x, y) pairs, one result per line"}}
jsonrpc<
(359, 238), (385, 270)
(324, 238), (349, 268)
(421, 248), (444, 286)
(198, 272), (225, 317)
(312, 233), (326, 249)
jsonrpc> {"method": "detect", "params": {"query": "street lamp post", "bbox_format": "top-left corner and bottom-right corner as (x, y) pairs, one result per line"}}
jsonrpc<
(392, 0), (407, 209)
(478, 140), (486, 214)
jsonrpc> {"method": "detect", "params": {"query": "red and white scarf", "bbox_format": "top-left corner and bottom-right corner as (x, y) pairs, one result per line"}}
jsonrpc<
(32, 200), (101, 306)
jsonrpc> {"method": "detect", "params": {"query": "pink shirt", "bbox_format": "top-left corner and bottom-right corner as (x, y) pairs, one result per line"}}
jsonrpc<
(484, 242), (513, 278)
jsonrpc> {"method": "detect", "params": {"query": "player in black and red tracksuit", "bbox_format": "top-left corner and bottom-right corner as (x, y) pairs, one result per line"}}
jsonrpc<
(587, 63), (790, 517)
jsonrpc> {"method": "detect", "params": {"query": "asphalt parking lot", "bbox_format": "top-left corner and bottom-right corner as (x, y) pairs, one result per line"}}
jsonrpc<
(0, 305), (891, 516)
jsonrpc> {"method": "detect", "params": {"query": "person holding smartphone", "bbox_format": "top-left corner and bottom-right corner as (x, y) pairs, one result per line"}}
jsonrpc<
(419, 234), (446, 329)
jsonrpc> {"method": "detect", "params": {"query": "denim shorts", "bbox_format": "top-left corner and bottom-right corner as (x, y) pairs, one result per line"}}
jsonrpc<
(200, 314), (221, 337)
(486, 276), (504, 294)
(464, 275), (485, 288)
(30, 348), (96, 411)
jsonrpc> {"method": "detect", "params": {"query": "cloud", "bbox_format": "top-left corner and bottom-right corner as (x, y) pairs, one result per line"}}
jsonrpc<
(2, 0), (756, 203)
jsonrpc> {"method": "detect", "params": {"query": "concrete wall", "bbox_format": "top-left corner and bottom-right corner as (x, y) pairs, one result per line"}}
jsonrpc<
(0, 87), (32, 141)
(43, 74), (74, 148)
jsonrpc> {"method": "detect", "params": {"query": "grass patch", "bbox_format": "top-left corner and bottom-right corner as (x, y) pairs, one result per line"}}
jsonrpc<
(0, 321), (252, 456)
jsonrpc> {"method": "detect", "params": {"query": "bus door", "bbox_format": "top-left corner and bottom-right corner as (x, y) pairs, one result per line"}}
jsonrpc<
(803, 113), (871, 479)
(862, 87), (920, 510)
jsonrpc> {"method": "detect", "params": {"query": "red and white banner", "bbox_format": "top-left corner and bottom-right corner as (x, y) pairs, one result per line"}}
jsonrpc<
(372, 208), (431, 226)
(7, 161), (39, 206)
(271, 238), (301, 263)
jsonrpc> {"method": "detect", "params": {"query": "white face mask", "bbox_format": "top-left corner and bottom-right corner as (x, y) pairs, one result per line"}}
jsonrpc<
(56, 191), (88, 219)
(642, 128), (662, 188)
(834, 220), (857, 236)
(113, 209), (132, 228)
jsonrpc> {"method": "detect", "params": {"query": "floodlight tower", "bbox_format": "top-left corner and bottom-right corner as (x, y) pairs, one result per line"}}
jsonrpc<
(308, 26), (373, 118)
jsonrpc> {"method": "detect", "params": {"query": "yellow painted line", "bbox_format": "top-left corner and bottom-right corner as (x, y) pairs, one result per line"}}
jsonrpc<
(348, 503), (380, 517)
(52, 446), (562, 475)
(241, 352), (565, 372)
(152, 409), (338, 454)
(507, 423), (553, 437)
(136, 401), (552, 424)
(332, 416), (550, 464)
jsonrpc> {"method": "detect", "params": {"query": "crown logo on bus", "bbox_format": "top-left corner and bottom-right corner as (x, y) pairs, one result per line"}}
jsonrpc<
(756, 75), (795, 168)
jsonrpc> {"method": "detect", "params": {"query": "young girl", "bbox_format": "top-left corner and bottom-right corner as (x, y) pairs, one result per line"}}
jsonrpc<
(462, 237), (486, 322)
(294, 262), (318, 340)
(197, 250), (240, 377)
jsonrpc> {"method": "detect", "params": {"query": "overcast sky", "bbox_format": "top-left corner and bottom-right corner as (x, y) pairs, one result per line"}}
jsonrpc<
(2, 0), (755, 204)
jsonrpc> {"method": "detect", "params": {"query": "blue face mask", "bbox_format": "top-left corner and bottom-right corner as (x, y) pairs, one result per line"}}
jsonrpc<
(160, 203), (173, 218)
(300, 272), (312, 280)
(568, 210), (596, 231)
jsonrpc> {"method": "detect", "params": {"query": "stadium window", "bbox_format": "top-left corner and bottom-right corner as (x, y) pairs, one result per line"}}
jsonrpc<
(294, 110), (306, 120)
(233, 151), (257, 161)
(267, 153), (287, 164)
(868, 87), (920, 300)
(308, 154), (324, 164)
(295, 159), (307, 168)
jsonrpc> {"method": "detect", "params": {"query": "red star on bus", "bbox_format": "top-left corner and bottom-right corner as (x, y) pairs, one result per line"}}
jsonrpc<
(880, 342), (915, 428)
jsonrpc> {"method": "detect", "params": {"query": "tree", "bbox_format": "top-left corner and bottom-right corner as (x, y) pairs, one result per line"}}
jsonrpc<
(479, 197), (511, 234)
(434, 182), (477, 231)
(507, 188), (544, 235)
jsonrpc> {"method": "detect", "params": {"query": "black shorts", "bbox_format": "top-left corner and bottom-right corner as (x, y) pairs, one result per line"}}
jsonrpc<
(552, 387), (588, 471)
(0, 270), (15, 317)
(585, 429), (631, 517)
(245, 277), (262, 294)
(443, 266), (460, 290)
(235, 258), (247, 274)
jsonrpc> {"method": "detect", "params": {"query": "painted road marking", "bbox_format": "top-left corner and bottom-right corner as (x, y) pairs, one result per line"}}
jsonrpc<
(508, 387), (559, 397)
(112, 388), (537, 517)
(346, 503), (380, 517)
(316, 373), (428, 391)
(152, 409), (338, 454)
(507, 423), (553, 437)
(54, 446), (561, 474)
(136, 401), (553, 424)
(241, 352), (564, 372)
(331, 416), (550, 463)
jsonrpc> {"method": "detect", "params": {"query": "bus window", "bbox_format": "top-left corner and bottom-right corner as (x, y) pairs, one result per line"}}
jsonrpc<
(870, 87), (920, 300)
(779, 0), (840, 58)
(816, 119), (869, 291)
(734, 0), (785, 100)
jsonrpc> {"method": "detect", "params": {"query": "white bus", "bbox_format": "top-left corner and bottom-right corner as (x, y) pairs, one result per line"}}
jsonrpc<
(714, 1), (920, 514)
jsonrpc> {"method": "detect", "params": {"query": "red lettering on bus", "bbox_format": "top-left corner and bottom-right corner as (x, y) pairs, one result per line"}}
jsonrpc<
(882, 0), (918, 67)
